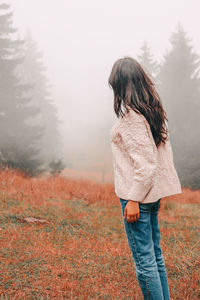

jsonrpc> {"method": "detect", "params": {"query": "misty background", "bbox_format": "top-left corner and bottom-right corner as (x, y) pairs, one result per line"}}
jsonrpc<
(0, 0), (200, 188)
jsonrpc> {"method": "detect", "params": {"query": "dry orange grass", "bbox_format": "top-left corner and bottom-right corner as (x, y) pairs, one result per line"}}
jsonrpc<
(0, 167), (199, 299)
(62, 167), (113, 183)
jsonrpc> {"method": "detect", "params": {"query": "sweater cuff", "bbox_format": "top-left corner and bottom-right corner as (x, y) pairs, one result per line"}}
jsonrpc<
(126, 182), (152, 203)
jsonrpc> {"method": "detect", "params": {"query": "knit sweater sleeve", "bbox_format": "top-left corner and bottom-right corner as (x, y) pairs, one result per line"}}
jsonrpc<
(119, 111), (158, 203)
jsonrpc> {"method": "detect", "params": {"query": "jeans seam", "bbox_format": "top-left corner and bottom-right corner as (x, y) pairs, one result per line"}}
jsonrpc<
(126, 221), (151, 294)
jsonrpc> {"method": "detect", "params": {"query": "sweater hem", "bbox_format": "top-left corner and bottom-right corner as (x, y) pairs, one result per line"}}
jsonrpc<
(115, 182), (182, 204)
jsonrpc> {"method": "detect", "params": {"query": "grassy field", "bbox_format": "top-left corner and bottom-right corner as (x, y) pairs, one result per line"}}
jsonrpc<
(0, 168), (199, 299)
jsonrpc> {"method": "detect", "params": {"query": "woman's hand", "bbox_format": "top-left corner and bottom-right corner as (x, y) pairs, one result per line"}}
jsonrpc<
(124, 201), (140, 222)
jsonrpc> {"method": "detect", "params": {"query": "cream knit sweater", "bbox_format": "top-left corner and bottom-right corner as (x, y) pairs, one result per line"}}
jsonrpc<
(110, 108), (182, 203)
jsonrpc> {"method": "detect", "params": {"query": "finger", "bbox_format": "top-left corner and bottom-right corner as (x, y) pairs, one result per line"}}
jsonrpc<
(135, 214), (140, 221)
(128, 214), (133, 221)
(126, 216), (131, 222)
(126, 215), (132, 222)
(132, 215), (137, 222)
(128, 216), (135, 223)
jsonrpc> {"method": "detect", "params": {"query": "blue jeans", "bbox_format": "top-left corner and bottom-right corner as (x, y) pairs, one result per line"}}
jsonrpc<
(120, 198), (170, 300)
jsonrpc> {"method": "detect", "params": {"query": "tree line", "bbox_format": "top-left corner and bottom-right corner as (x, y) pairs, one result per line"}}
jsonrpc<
(0, 3), (65, 177)
(137, 23), (200, 189)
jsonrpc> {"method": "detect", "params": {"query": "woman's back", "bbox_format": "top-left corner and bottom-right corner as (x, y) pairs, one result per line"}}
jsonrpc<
(110, 108), (182, 203)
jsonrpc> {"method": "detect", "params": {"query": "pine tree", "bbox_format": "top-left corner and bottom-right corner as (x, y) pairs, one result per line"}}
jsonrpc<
(0, 3), (44, 176)
(137, 41), (159, 80)
(16, 30), (63, 169)
(157, 23), (200, 188)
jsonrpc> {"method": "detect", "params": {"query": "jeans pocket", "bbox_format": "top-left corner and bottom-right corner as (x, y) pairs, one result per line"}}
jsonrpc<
(120, 198), (129, 204)
(139, 202), (152, 213)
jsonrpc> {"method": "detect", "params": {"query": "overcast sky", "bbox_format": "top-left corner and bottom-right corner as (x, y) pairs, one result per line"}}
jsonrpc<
(5, 0), (200, 165)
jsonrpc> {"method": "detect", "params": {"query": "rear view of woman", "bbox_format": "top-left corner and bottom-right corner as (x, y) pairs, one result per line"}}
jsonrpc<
(109, 57), (182, 300)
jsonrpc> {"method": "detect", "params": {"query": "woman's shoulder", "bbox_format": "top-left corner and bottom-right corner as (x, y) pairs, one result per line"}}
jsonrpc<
(110, 106), (148, 142)
(119, 107), (146, 131)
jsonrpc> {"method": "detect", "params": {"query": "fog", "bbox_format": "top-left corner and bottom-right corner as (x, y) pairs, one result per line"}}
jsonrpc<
(2, 0), (200, 183)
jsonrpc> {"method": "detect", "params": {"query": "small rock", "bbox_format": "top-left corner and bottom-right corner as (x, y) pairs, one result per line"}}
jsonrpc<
(23, 217), (49, 224)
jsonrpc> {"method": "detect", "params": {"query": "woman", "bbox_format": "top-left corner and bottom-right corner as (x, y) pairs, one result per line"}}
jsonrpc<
(108, 57), (182, 300)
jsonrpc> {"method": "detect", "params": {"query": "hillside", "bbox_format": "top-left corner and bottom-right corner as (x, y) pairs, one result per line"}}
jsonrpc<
(0, 168), (199, 299)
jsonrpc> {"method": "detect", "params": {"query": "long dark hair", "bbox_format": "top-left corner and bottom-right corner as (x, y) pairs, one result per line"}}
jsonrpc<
(108, 56), (169, 147)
